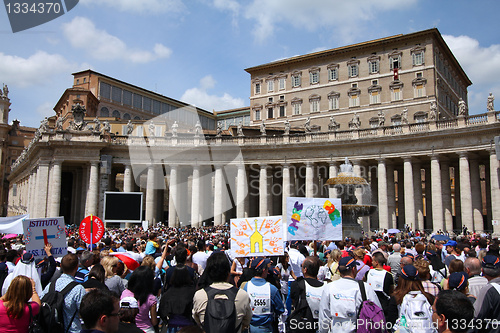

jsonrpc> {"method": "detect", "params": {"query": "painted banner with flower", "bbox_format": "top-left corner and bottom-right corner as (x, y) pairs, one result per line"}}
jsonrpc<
(230, 216), (284, 257)
(286, 197), (342, 241)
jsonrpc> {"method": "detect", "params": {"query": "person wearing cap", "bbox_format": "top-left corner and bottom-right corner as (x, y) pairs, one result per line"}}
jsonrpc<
(79, 288), (120, 333)
(444, 240), (463, 267)
(447, 271), (476, 304)
(118, 296), (143, 333)
(1, 251), (43, 296)
(464, 257), (487, 298)
(391, 264), (434, 330)
(472, 255), (500, 332)
(318, 256), (381, 333)
(242, 257), (284, 333)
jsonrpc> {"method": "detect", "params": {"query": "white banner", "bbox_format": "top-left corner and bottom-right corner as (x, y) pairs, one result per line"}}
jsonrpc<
(231, 216), (284, 257)
(23, 217), (68, 259)
(286, 197), (342, 241)
(0, 214), (28, 234)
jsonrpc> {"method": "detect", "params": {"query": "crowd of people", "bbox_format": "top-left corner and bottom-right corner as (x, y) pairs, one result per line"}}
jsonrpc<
(0, 224), (499, 333)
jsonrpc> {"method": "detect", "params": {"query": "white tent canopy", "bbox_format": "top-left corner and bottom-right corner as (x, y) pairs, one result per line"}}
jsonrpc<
(0, 214), (29, 234)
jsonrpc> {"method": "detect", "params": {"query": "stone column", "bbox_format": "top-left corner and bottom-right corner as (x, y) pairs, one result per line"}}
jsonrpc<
(328, 162), (338, 198)
(440, 160), (453, 233)
(259, 164), (269, 216)
(145, 165), (156, 226)
(168, 165), (178, 227)
(34, 161), (50, 218)
(28, 169), (36, 217)
(459, 153), (474, 232)
(413, 162), (424, 231)
(48, 160), (62, 217)
(236, 164), (247, 219)
(470, 159), (483, 232)
(85, 161), (100, 217)
(214, 165), (223, 225)
(490, 151), (500, 235)
(305, 162), (315, 198)
(403, 157), (416, 230)
(191, 165), (201, 227)
(431, 155), (444, 232)
(123, 164), (134, 192)
(378, 159), (389, 231)
(282, 164), (291, 216)
(387, 163), (397, 229)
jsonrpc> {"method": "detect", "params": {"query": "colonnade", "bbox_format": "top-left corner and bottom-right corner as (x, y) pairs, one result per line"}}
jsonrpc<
(8, 148), (500, 235)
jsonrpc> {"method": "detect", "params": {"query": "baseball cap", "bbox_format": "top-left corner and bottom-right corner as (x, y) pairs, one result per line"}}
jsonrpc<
(378, 241), (388, 247)
(482, 255), (500, 269)
(250, 257), (271, 270)
(21, 252), (34, 264)
(120, 297), (139, 309)
(448, 272), (469, 291)
(443, 240), (457, 247)
(338, 256), (359, 271)
(400, 265), (419, 281)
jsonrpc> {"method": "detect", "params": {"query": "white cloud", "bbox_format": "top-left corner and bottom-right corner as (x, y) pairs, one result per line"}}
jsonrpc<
(0, 51), (74, 87)
(62, 17), (172, 63)
(244, 0), (418, 43)
(444, 35), (500, 113)
(181, 75), (245, 111)
(36, 102), (55, 118)
(80, 0), (185, 14)
(213, 0), (240, 25)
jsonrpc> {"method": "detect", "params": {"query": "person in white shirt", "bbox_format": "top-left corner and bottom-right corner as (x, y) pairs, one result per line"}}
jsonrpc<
(318, 256), (382, 333)
(192, 240), (209, 270)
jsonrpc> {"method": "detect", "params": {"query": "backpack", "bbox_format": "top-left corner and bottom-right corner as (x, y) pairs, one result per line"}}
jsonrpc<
(286, 279), (318, 333)
(395, 291), (436, 333)
(37, 281), (79, 333)
(357, 281), (387, 333)
(203, 286), (240, 333)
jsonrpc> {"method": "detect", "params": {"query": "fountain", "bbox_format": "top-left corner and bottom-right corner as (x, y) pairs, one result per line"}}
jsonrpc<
(325, 157), (377, 239)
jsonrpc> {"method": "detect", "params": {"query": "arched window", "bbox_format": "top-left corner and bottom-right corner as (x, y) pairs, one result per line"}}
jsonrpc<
(123, 113), (131, 120)
(100, 107), (109, 117)
(112, 110), (121, 118)
(134, 116), (141, 120)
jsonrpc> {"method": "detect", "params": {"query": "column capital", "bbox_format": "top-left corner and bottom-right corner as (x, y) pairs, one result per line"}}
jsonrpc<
(431, 154), (441, 161)
(457, 151), (469, 158)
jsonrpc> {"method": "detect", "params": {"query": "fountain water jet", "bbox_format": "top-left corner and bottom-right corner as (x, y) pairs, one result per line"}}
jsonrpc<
(325, 157), (377, 239)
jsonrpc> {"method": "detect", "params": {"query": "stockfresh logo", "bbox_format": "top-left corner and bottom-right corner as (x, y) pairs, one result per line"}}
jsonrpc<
(4, 0), (79, 33)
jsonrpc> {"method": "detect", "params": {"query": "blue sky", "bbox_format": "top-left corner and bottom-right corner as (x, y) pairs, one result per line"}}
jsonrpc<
(1, 0), (499, 127)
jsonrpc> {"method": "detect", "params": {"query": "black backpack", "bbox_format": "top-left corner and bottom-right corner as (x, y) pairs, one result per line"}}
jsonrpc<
(203, 286), (240, 333)
(37, 281), (78, 333)
(286, 279), (316, 333)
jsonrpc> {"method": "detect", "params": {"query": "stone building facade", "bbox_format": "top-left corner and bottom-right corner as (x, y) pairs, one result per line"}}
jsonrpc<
(5, 29), (500, 235)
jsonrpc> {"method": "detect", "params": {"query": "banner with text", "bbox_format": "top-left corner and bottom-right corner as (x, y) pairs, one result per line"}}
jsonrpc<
(23, 217), (67, 259)
(286, 197), (342, 241)
(230, 216), (284, 257)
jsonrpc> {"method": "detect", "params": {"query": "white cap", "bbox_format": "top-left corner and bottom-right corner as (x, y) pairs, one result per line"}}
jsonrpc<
(120, 297), (139, 309)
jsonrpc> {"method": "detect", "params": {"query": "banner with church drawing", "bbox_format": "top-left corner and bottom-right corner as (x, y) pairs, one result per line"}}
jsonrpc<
(286, 197), (342, 241)
(230, 216), (284, 257)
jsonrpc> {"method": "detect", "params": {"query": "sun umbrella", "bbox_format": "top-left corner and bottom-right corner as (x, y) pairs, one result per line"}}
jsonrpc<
(2, 233), (18, 239)
(431, 234), (450, 241)
(387, 228), (401, 234)
(109, 252), (140, 271)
